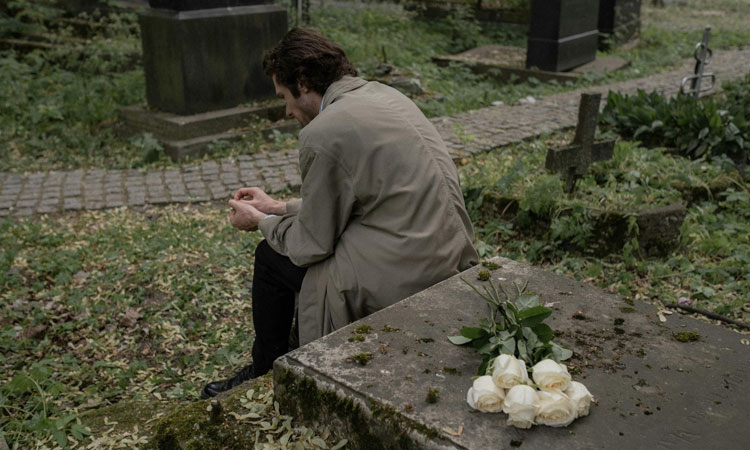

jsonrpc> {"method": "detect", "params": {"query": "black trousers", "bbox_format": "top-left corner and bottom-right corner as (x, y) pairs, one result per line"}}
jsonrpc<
(251, 240), (308, 376)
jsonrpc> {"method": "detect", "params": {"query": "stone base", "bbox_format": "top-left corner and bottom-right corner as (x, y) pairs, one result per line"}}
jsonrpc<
(434, 45), (630, 84)
(274, 258), (750, 449)
(117, 102), (299, 161)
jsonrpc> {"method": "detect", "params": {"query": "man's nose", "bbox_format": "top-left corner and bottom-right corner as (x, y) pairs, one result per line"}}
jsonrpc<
(286, 106), (293, 118)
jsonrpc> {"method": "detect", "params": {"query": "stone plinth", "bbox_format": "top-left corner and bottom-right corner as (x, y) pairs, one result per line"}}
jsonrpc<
(117, 101), (298, 161)
(274, 258), (750, 449)
(526, 0), (600, 72)
(139, 4), (286, 115)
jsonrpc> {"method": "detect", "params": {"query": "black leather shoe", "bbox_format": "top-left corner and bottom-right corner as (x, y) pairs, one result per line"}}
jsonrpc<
(201, 364), (257, 399)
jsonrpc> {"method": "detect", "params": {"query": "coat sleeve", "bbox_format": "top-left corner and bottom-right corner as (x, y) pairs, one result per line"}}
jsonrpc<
(259, 147), (354, 267)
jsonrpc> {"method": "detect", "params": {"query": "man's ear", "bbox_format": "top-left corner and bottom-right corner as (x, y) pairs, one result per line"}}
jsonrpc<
(297, 76), (311, 94)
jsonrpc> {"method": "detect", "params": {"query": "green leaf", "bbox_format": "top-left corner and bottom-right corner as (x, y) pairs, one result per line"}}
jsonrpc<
(532, 323), (554, 343)
(550, 343), (573, 362)
(460, 326), (486, 340)
(70, 424), (90, 441)
(477, 341), (497, 355)
(517, 306), (552, 327)
(55, 414), (77, 429)
(499, 337), (515, 356)
(515, 294), (539, 310)
(448, 335), (473, 345)
(52, 429), (67, 448)
(331, 439), (348, 450)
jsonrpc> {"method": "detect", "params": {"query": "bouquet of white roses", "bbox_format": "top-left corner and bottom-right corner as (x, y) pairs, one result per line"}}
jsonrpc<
(465, 355), (593, 428)
(452, 276), (593, 428)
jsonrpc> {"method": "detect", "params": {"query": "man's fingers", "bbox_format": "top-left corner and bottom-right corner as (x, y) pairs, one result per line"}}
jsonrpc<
(234, 186), (263, 200)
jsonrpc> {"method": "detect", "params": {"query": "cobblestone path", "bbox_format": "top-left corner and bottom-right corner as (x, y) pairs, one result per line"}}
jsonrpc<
(2, 47), (749, 217)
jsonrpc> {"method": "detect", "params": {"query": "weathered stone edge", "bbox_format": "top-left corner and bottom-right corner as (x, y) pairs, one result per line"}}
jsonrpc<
(273, 358), (463, 450)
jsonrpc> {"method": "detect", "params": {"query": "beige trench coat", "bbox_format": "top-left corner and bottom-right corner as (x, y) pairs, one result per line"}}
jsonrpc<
(259, 76), (478, 345)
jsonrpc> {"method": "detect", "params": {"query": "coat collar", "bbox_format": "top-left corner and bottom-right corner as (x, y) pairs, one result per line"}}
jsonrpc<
(320, 76), (368, 112)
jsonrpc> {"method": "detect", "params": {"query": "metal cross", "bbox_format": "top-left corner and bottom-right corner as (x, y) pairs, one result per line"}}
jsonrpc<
(545, 93), (615, 193)
(681, 26), (715, 98)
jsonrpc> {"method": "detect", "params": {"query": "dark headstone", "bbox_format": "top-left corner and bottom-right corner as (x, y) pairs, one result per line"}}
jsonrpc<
(526, 0), (600, 72)
(148, 0), (269, 11)
(598, 0), (641, 50)
(545, 93), (615, 192)
(139, 4), (287, 115)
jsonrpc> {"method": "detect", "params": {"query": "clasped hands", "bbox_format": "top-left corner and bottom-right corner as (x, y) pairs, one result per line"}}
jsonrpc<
(228, 187), (287, 231)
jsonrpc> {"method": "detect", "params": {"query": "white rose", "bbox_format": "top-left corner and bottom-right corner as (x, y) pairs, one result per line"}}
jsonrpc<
(535, 390), (577, 427)
(564, 381), (593, 417)
(466, 375), (505, 413)
(502, 384), (539, 429)
(491, 354), (529, 389)
(531, 359), (571, 391)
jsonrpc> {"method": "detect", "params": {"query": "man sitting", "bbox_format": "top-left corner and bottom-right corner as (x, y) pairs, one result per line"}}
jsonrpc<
(202, 28), (478, 399)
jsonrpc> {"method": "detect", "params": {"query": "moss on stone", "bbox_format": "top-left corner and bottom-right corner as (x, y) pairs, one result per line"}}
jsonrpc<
(79, 400), (163, 439)
(481, 260), (500, 270)
(477, 270), (491, 281)
(425, 388), (440, 404)
(442, 367), (461, 376)
(381, 324), (400, 332)
(673, 331), (701, 342)
(275, 368), (444, 449)
(347, 352), (374, 366)
(355, 324), (374, 334)
(619, 306), (636, 313)
(144, 377), (269, 450)
(348, 334), (366, 342)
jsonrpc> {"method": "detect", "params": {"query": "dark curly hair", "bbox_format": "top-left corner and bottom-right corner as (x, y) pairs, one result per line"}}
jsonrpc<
(262, 28), (357, 98)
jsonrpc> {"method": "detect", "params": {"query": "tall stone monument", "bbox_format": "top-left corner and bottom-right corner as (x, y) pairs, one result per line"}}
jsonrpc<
(526, 0), (600, 72)
(139, 0), (287, 115)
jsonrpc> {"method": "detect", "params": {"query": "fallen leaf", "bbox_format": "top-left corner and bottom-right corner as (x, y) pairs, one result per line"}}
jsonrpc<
(120, 307), (142, 328)
(20, 324), (47, 340)
(442, 424), (464, 436)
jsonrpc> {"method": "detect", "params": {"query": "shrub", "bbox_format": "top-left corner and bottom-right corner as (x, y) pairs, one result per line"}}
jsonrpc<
(600, 83), (750, 170)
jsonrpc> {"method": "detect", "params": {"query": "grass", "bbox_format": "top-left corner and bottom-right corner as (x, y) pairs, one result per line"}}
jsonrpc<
(0, 205), (263, 446)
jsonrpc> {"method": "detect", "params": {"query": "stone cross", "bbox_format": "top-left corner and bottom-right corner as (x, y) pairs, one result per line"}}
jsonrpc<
(545, 92), (615, 193)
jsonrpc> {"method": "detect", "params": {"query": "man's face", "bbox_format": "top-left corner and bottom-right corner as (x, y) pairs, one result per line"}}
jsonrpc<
(273, 75), (322, 127)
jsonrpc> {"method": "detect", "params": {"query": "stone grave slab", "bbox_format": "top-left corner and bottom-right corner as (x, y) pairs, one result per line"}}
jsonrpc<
(274, 257), (750, 449)
(433, 45), (629, 84)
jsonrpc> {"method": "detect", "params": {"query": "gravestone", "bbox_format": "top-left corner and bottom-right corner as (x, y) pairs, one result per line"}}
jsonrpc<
(139, 0), (286, 115)
(598, 0), (641, 50)
(119, 0), (289, 160)
(545, 93), (615, 193)
(526, 0), (600, 72)
(274, 258), (750, 449)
